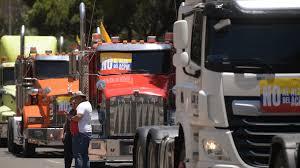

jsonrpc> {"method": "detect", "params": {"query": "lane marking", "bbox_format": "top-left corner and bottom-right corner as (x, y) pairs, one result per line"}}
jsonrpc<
(46, 159), (62, 164)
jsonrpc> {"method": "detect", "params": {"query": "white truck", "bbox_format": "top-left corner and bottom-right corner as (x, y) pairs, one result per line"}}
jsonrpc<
(134, 0), (300, 167)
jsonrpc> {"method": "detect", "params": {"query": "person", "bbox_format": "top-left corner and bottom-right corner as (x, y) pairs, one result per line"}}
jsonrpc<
(63, 97), (78, 168)
(70, 91), (92, 168)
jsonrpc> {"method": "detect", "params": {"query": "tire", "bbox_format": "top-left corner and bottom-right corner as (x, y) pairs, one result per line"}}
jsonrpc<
(273, 149), (289, 168)
(22, 139), (35, 157)
(133, 137), (145, 168)
(7, 118), (13, 153)
(147, 140), (158, 168)
(7, 118), (21, 154)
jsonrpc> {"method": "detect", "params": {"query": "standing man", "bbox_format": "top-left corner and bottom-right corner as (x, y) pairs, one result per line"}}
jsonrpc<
(71, 91), (92, 168)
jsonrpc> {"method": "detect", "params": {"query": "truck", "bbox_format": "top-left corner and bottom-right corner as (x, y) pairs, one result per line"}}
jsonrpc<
(0, 35), (57, 145)
(75, 3), (176, 167)
(7, 26), (79, 157)
(134, 0), (300, 168)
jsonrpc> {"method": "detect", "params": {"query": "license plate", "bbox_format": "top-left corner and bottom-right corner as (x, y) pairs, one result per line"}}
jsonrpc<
(91, 142), (101, 149)
(260, 78), (300, 113)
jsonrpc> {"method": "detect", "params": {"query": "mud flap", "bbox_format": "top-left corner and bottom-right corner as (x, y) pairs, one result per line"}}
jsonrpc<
(269, 134), (300, 168)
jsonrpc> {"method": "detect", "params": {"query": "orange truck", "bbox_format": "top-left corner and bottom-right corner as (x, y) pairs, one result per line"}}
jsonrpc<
(7, 26), (79, 157)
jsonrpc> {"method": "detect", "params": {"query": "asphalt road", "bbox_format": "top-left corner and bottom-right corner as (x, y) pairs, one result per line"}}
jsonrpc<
(0, 147), (66, 168)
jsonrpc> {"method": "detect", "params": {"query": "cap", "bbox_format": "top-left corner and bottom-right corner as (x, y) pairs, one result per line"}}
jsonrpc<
(72, 91), (86, 99)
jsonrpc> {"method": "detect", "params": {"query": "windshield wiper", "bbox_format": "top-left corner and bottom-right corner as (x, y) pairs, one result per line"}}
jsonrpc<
(122, 69), (151, 74)
(227, 58), (273, 73)
(207, 55), (273, 73)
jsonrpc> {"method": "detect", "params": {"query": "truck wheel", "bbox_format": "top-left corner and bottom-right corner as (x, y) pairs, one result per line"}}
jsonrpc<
(133, 137), (145, 168)
(7, 118), (13, 153)
(147, 140), (158, 168)
(272, 149), (288, 168)
(7, 118), (21, 154)
(164, 139), (175, 168)
(22, 139), (35, 157)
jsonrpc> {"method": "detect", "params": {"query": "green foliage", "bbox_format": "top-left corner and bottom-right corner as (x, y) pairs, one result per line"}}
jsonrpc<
(0, 0), (183, 45)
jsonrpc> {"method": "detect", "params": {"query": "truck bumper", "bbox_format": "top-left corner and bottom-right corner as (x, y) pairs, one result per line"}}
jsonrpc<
(88, 138), (133, 166)
(25, 128), (64, 146)
(0, 123), (8, 138)
(186, 128), (253, 168)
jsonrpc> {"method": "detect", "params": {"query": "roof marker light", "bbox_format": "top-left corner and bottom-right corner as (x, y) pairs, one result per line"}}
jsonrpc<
(164, 32), (173, 42)
(147, 36), (156, 43)
(131, 40), (137, 44)
(111, 36), (120, 43)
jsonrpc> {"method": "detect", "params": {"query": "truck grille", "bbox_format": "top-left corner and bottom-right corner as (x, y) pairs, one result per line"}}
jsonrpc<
(51, 113), (66, 127)
(109, 95), (164, 136)
(225, 96), (300, 167)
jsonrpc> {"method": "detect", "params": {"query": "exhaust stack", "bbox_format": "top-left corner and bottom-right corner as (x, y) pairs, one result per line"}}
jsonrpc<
(79, 2), (86, 51)
(20, 25), (25, 57)
(59, 36), (64, 53)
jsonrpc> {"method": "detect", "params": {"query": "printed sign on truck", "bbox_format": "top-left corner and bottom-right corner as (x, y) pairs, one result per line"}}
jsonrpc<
(260, 78), (300, 112)
(100, 52), (132, 74)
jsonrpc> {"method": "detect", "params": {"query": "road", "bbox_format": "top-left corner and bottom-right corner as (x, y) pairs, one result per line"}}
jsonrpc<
(0, 147), (66, 168)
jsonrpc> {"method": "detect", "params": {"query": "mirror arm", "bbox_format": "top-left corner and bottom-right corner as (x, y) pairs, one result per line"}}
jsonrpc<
(183, 67), (201, 78)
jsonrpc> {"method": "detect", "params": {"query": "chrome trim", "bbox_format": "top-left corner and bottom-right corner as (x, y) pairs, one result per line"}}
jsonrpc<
(26, 128), (64, 146)
(242, 119), (300, 126)
(244, 129), (276, 136)
(110, 95), (164, 136)
(232, 100), (261, 116)
(97, 43), (172, 52)
(20, 25), (25, 56)
(79, 2), (86, 50)
(232, 100), (300, 116)
(35, 55), (69, 61)
(246, 140), (270, 147)
(249, 150), (269, 158)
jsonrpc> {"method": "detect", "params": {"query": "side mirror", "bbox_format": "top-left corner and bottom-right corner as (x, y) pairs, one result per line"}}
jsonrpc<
(173, 20), (189, 50)
(173, 52), (189, 67)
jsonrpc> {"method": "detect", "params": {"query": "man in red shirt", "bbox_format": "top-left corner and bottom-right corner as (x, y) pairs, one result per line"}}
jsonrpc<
(63, 97), (79, 168)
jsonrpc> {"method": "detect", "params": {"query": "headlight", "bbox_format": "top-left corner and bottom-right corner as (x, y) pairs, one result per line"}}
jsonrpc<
(28, 117), (44, 124)
(203, 139), (230, 161)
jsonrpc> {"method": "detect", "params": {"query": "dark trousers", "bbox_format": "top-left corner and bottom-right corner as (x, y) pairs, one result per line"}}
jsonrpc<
(64, 134), (73, 168)
(72, 132), (91, 168)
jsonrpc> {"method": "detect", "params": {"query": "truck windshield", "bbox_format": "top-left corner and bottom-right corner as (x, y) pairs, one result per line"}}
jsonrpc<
(99, 51), (172, 75)
(3, 67), (15, 85)
(35, 61), (69, 79)
(205, 18), (300, 73)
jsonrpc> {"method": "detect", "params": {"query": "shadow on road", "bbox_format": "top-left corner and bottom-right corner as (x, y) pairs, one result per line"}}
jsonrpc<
(0, 148), (64, 158)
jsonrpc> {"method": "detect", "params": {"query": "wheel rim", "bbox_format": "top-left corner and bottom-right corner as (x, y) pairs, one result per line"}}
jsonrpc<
(137, 145), (144, 168)
(148, 142), (156, 168)
(165, 141), (174, 168)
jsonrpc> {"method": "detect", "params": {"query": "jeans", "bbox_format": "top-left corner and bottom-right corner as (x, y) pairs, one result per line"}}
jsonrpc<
(63, 133), (73, 168)
(72, 132), (92, 168)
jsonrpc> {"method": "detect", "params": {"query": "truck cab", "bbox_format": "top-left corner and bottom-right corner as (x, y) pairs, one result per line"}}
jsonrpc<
(7, 30), (79, 157)
(83, 38), (175, 166)
(0, 35), (57, 143)
(172, 0), (300, 167)
(0, 62), (15, 142)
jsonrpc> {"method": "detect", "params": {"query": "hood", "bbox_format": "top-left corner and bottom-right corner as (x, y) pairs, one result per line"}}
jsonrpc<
(99, 74), (171, 98)
(3, 85), (16, 97)
(36, 78), (79, 96)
